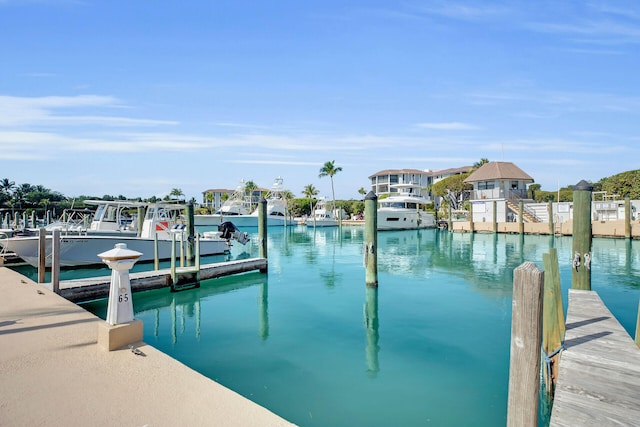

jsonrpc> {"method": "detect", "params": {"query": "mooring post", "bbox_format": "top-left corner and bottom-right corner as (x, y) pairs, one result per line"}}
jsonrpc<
(571, 180), (593, 290)
(364, 191), (378, 287)
(258, 198), (268, 270)
(542, 248), (564, 394)
(492, 200), (497, 233)
(448, 204), (452, 232)
(137, 206), (145, 237)
(507, 262), (544, 427)
(37, 228), (46, 284)
(153, 232), (159, 271)
(518, 201), (524, 234)
(469, 208), (474, 233)
(51, 229), (61, 294)
(625, 196), (631, 240)
(548, 201), (554, 235)
(186, 202), (195, 263)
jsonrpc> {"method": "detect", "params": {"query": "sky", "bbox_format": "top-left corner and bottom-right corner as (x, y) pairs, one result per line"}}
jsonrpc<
(1, 0), (639, 202)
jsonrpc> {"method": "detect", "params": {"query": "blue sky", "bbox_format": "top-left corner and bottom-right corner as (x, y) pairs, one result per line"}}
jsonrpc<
(1, 0), (639, 201)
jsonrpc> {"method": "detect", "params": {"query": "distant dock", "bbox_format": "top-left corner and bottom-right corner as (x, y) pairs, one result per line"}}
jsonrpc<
(58, 258), (267, 302)
(550, 290), (640, 426)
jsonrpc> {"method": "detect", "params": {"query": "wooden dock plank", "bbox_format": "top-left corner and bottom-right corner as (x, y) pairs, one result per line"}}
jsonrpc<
(549, 289), (640, 427)
(58, 258), (267, 302)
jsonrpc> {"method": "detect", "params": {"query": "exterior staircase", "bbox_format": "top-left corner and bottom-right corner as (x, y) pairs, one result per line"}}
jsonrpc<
(506, 200), (542, 223)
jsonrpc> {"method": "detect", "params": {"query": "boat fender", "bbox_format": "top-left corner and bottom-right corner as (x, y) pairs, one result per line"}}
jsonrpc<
(583, 252), (591, 270)
(572, 252), (580, 272)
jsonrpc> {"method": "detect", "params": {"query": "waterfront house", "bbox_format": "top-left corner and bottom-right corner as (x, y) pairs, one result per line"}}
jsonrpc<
(369, 166), (472, 199)
(464, 161), (535, 223)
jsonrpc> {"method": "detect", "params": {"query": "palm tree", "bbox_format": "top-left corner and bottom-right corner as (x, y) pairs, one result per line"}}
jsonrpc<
(169, 188), (185, 201)
(0, 178), (15, 195)
(302, 184), (319, 216)
(244, 180), (258, 211)
(358, 187), (367, 198)
(473, 158), (489, 169)
(318, 160), (342, 211)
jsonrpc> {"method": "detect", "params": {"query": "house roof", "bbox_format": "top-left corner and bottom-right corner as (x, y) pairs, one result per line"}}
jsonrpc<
(464, 162), (534, 183)
(431, 166), (473, 176)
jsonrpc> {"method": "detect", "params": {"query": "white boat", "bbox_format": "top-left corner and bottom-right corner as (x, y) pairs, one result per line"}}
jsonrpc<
(195, 177), (289, 227)
(377, 183), (435, 231)
(0, 202), (249, 268)
(305, 198), (339, 227)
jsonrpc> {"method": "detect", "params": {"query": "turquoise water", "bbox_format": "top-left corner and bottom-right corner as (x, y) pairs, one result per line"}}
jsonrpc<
(76, 227), (639, 426)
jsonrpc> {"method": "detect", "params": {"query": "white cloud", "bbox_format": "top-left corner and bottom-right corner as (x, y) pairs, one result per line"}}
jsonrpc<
(417, 122), (480, 130)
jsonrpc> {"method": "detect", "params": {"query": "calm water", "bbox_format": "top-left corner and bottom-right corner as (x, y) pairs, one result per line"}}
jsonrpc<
(75, 227), (639, 427)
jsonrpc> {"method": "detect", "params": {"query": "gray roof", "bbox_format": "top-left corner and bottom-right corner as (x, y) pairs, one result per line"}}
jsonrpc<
(464, 162), (534, 183)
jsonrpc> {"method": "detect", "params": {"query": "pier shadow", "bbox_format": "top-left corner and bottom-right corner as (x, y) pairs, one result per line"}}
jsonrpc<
(0, 317), (97, 336)
(565, 316), (610, 330)
(564, 331), (613, 349)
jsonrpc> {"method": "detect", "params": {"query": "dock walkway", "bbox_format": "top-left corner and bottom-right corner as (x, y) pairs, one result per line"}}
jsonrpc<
(0, 266), (294, 427)
(57, 257), (267, 302)
(550, 289), (640, 426)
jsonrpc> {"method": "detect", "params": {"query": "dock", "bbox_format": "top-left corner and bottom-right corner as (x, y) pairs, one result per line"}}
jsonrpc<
(57, 257), (267, 302)
(550, 289), (640, 426)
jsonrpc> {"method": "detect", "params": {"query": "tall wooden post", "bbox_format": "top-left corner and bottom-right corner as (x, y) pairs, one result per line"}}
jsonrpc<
(492, 200), (497, 233)
(507, 262), (544, 427)
(137, 206), (145, 237)
(625, 196), (631, 240)
(51, 230), (61, 294)
(469, 206), (475, 233)
(258, 198), (268, 261)
(572, 180), (593, 290)
(542, 248), (565, 393)
(38, 228), (46, 284)
(448, 204), (452, 232)
(364, 191), (378, 287)
(548, 201), (554, 235)
(186, 202), (195, 263)
(518, 201), (524, 234)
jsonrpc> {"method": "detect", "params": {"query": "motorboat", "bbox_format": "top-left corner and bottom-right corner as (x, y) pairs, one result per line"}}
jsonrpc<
(377, 183), (435, 231)
(194, 180), (253, 226)
(0, 202), (249, 268)
(305, 198), (339, 227)
(195, 177), (289, 227)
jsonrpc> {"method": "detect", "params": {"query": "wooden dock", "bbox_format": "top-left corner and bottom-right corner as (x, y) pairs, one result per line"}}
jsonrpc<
(57, 258), (267, 302)
(550, 289), (640, 426)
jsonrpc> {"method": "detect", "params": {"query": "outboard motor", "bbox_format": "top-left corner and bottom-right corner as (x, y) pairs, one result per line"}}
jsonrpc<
(218, 221), (249, 245)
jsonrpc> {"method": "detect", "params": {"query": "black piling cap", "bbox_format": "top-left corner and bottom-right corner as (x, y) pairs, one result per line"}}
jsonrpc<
(574, 180), (593, 191)
(364, 191), (378, 201)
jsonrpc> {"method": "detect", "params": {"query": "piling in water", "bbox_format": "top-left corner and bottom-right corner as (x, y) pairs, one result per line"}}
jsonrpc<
(542, 248), (564, 394)
(364, 191), (378, 287)
(258, 198), (268, 271)
(571, 180), (593, 290)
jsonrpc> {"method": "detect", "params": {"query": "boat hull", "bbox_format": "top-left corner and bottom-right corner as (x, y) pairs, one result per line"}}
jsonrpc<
(377, 210), (435, 231)
(1, 235), (230, 268)
(194, 214), (288, 227)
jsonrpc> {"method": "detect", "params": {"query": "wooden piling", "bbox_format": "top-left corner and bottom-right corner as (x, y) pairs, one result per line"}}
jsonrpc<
(542, 248), (565, 394)
(37, 228), (46, 284)
(518, 201), (524, 234)
(548, 201), (554, 235)
(571, 180), (593, 290)
(492, 200), (497, 233)
(448, 204), (453, 232)
(258, 198), (267, 270)
(507, 262), (544, 427)
(625, 196), (631, 240)
(364, 191), (378, 287)
(51, 230), (61, 294)
(186, 202), (195, 262)
(137, 206), (145, 237)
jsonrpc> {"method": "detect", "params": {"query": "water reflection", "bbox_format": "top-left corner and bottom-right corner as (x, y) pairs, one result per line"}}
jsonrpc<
(364, 286), (380, 377)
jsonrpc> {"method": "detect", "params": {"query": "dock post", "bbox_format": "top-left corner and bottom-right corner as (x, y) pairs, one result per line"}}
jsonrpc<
(258, 198), (268, 271)
(518, 201), (524, 234)
(186, 202), (195, 263)
(170, 232), (176, 285)
(492, 200), (497, 233)
(364, 191), (378, 287)
(571, 180), (593, 290)
(548, 201), (554, 235)
(37, 228), (46, 284)
(625, 196), (631, 240)
(51, 230), (61, 294)
(542, 248), (564, 394)
(447, 204), (452, 232)
(153, 232), (159, 271)
(507, 262), (544, 427)
(137, 206), (145, 237)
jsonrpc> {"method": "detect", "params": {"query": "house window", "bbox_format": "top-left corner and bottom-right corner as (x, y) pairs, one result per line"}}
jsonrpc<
(511, 181), (518, 189)
(478, 181), (495, 190)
